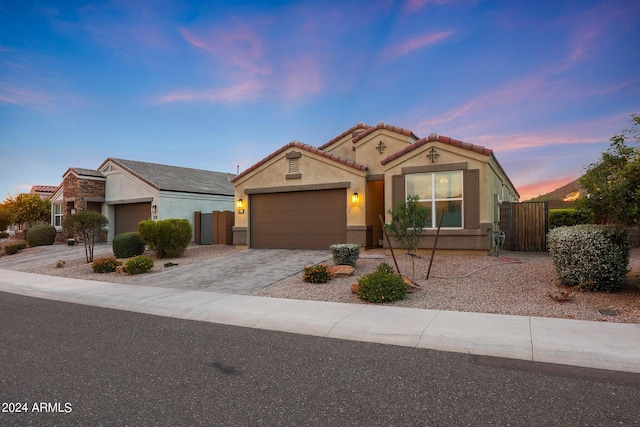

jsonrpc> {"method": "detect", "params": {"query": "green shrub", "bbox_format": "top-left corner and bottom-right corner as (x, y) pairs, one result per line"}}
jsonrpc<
(0, 231), (9, 239)
(139, 219), (192, 258)
(4, 242), (27, 255)
(357, 271), (407, 303)
(125, 255), (154, 275)
(375, 262), (395, 275)
(548, 225), (630, 292)
(113, 232), (145, 258)
(26, 224), (57, 247)
(303, 264), (332, 283)
(548, 209), (593, 229)
(330, 243), (360, 267)
(92, 257), (122, 273)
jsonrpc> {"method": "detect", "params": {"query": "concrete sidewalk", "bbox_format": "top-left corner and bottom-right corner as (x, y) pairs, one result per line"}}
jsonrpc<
(1, 269), (639, 374)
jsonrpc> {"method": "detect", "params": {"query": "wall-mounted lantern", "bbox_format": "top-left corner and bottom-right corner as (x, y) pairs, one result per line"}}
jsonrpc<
(236, 198), (245, 214)
(151, 205), (157, 214)
(351, 193), (359, 204)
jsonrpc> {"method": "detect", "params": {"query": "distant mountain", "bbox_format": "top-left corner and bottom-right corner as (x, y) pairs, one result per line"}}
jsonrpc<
(526, 178), (584, 207)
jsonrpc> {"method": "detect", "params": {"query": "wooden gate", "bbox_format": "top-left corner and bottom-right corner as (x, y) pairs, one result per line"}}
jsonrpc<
(499, 202), (548, 251)
(194, 211), (234, 245)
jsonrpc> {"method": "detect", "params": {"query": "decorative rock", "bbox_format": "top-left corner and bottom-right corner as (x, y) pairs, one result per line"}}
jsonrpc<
(55, 260), (66, 268)
(116, 265), (125, 274)
(329, 265), (355, 278)
(350, 283), (359, 294)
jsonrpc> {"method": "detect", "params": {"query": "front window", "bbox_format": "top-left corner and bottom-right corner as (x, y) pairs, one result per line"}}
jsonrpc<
(54, 204), (63, 227)
(406, 171), (463, 228)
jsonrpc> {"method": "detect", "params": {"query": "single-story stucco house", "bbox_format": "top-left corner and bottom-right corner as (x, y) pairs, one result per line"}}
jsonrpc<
(50, 158), (234, 242)
(231, 122), (520, 254)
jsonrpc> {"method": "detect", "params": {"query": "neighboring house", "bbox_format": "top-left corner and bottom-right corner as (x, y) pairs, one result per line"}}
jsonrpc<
(231, 122), (519, 254)
(30, 185), (59, 199)
(51, 158), (235, 242)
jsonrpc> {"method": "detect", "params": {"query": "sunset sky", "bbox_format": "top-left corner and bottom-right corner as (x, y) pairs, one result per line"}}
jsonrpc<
(1, 0), (638, 201)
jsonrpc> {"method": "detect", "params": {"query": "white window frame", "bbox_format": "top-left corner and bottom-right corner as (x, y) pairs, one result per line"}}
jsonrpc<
(406, 171), (464, 229)
(54, 203), (63, 227)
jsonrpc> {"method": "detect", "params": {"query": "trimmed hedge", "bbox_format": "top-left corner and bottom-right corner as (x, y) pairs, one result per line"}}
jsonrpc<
(113, 232), (145, 258)
(26, 224), (57, 247)
(139, 219), (192, 258)
(357, 271), (407, 303)
(330, 243), (360, 267)
(548, 225), (630, 292)
(548, 209), (593, 229)
(4, 242), (27, 255)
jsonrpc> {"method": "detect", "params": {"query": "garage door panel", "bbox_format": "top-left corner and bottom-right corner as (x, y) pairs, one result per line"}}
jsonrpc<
(115, 203), (151, 236)
(251, 189), (346, 249)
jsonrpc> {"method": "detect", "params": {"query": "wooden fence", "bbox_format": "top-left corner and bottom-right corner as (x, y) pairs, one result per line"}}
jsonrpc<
(499, 202), (548, 251)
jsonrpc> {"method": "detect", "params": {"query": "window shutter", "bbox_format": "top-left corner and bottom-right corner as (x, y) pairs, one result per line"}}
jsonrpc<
(391, 175), (405, 211)
(464, 169), (480, 229)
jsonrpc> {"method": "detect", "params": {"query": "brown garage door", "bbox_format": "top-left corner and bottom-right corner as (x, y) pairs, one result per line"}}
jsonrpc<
(115, 203), (151, 235)
(250, 189), (346, 249)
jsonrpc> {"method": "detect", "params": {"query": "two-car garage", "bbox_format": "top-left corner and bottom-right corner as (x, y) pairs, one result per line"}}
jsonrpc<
(249, 189), (346, 250)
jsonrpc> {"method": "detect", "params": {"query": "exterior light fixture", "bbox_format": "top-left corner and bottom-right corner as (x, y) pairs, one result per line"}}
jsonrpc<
(236, 198), (244, 209)
(151, 205), (157, 213)
(351, 193), (359, 204)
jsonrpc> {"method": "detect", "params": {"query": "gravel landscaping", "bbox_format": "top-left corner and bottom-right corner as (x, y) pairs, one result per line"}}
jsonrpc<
(3, 243), (639, 324)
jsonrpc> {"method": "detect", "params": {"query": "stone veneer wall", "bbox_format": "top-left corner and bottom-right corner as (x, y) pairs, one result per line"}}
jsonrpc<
(62, 173), (106, 218)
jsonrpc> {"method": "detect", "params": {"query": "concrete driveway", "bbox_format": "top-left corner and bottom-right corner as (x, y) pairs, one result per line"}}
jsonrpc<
(123, 249), (332, 294)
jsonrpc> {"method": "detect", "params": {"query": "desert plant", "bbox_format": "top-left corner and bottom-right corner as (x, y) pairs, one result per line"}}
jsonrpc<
(330, 243), (360, 267)
(125, 255), (154, 275)
(548, 225), (630, 292)
(384, 195), (430, 280)
(375, 262), (396, 275)
(26, 223), (57, 247)
(63, 211), (108, 263)
(113, 232), (145, 258)
(357, 271), (407, 303)
(139, 218), (192, 258)
(303, 264), (332, 283)
(4, 242), (27, 255)
(92, 257), (122, 273)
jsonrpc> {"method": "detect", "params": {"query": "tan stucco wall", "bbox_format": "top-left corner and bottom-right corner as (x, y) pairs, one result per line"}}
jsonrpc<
(351, 130), (414, 175)
(233, 148), (368, 230)
(381, 142), (494, 225)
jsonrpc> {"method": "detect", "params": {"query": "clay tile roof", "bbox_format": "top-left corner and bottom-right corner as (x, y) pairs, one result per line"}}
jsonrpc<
(381, 133), (493, 165)
(231, 141), (367, 183)
(30, 185), (59, 193)
(318, 122), (372, 150)
(352, 121), (419, 144)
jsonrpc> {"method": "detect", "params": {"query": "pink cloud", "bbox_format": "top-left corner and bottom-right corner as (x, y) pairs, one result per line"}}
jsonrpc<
(153, 80), (264, 104)
(382, 31), (455, 61)
(280, 56), (324, 101)
(404, 0), (451, 12)
(0, 83), (50, 106)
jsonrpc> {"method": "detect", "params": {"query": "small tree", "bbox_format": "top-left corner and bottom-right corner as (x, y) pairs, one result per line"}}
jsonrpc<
(7, 193), (51, 229)
(63, 211), (108, 263)
(384, 195), (430, 280)
(0, 203), (16, 234)
(578, 114), (640, 226)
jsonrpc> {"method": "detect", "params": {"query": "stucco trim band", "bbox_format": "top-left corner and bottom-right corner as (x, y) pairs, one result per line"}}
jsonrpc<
(245, 182), (351, 195)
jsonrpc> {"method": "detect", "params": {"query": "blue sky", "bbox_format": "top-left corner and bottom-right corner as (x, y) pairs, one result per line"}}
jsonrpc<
(1, 0), (638, 200)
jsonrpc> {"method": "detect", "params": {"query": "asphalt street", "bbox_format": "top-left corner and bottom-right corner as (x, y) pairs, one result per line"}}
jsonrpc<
(2, 292), (640, 426)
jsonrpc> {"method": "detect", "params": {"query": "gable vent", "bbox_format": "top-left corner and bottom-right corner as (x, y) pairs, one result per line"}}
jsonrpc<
(289, 157), (299, 173)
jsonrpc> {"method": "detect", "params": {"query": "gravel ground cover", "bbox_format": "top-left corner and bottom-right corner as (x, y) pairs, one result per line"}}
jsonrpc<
(3, 243), (639, 324)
